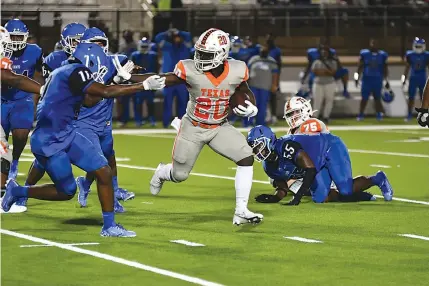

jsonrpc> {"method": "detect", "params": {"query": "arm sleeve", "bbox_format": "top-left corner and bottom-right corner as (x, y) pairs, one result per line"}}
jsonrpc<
(35, 51), (44, 72)
(243, 65), (249, 82)
(68, 66), (95, 95)
(281, 140), (303, 162)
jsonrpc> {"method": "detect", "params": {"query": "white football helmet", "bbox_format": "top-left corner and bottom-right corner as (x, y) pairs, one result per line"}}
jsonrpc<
(0, 26), (13, 58)
(283, 96), (314, 129)
(194, 28), (230, 72)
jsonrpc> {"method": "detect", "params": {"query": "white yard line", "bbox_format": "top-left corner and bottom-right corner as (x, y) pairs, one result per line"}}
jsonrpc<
(170, 240), (206, 247)
(117, 164), (429, 206)
(1, 229), (223, 286)
(20, 242), (100, 248)
(284, 236), (323, 243)
(398, 234), (429, 241)
(141, 202), (154, 205)
(348, 149), (429, 158)
(369, 164), (392, 168)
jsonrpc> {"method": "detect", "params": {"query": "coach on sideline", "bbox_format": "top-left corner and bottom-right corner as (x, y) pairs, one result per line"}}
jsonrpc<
(311, 45), (338, 124)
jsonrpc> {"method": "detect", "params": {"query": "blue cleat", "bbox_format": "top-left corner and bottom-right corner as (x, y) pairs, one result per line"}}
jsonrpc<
(115, 188), (135, 202)
(376, 112), (383, 121)
(343, 90), (350, 98)
(114, 197), (125, 213)
(1, 179), (20, 212)
(7, 160), (18, 180)
(100, 223), (136, 237)
(76, 176), (91, 207)
(356, 114), (364, 121)
(375, 171), (393, 201)
(15, 197), (28, 207)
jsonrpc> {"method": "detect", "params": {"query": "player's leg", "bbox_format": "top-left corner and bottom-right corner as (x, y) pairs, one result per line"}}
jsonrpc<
(69, 132), (135, 236)
(269, 89), (278, 124)
(322, 82), (336, 122)
(176, 85), (189, 119)
(162, 87), (174, 128)
(9, 98), (34, 180)
(207, 123), (263, 225)
(133, 92), (144, 127)
(25, 159), (45, 185)
(312, 83), (324, 119)
(257, 88), (271, 126)
(150, 116), (205, 195)
(1, 126), (12, 191)
(146, 91), (156, 126)
(407, 77), (417, 121)
(310, 167), (332, 203)
(358, 79), (370, 120)
(372, 80), (384, 120)
(335, 67), (349, 97)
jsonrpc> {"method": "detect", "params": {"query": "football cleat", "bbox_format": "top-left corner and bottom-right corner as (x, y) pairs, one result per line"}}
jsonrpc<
(1, 179), (20, 212)
(150, 163), (165, 196)
(115, 188), (135, 202)
(233, 209), (264, 226)
(15, 197), (28, 207)
(376, 171), (393, 201)
(76, 176), (90, 207)
(100, 223), (136, 237)
(7, 163), (18, 180)
(114, 197), (125, 213)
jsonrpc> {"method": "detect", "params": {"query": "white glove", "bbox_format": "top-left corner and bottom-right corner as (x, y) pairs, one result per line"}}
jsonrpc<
(170, 117), (181, 132)
(233, 100), (258, 117)
(143, 75), (166, 90)
(113, 56), (133, 84)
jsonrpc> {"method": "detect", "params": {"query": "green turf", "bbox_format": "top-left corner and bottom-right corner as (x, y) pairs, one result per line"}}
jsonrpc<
(2, 124), (429, 286)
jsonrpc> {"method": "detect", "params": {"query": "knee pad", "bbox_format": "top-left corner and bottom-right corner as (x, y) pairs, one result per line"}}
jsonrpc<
(56, 178), (77, 196)
(171, 167), (189, 183)
(1, 158), (10, 175)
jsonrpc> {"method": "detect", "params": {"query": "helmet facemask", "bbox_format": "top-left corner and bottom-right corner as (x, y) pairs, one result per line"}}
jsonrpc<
(8, 32), (28, 51)
(62, 34), (84, 54)
(284, 101), (313, 129)
(413, 43), (426, 54)
(250, 137), (273, 162)
(194, 47), (226, 72)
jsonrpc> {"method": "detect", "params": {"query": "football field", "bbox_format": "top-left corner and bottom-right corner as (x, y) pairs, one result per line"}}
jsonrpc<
(2, 119), (429, 286)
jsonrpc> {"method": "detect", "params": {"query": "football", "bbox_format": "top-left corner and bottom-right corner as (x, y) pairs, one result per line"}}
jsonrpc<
(229, 90), (250, 110)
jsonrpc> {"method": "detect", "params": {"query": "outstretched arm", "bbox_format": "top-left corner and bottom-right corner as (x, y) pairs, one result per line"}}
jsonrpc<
(129, 72), (186, 87)
(1, 69), (42, 94)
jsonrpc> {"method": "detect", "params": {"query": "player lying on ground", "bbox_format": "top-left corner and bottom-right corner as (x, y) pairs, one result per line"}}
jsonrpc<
(2, 43), (165, 237)
(246, 125), (394, 205)
(0, 26), (42, 199)
(147, 28), (263, 225)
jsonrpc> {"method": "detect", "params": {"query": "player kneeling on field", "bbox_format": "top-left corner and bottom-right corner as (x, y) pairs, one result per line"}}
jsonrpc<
(247, 126), (394, 205)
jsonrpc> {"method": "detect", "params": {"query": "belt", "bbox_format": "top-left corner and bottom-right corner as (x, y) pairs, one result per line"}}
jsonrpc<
(191, 119), (224, 129)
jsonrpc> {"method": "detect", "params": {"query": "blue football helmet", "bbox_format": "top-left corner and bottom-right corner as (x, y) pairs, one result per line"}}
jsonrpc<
(4, 19), (29, 51)
(247, 125), (277, 162)
(230, 36), (243, 53)
(139, 37), (150, 53)
(413, 37), (426, 54)
(81, 27), (109, 54)
(61, 22), (87, 55)
(72, 43), (108, 83)
(382, 88), (395, 103)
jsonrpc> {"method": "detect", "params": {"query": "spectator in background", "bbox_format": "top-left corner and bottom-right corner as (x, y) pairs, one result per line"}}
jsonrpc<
(154, 28), (191, 128)
(311, 44), (338, 123)
(229, 36), (247, 61)
(241, 36), (261, 64)
(130, 37), (159, 127)
(266, 33), (282, 124)
(117, 30), (137, 127)
(247, 47), (280, 126)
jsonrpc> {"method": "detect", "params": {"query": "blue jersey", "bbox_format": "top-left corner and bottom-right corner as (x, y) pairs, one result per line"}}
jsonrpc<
(269, 46), (282, 65)
(1, 44), (43, 101)
(307, 47), (336, 65)
(130, 51), (158, 73)
(360, 49), (388, 79)
(240, 45), (261, 64)
(76, 54), (128, 131)
(229, 49), (249, 62)
(263, 133), (331, 181)
(42, 50), (69, 79)
(154, 31), (192, 73)
(406, 50), (429, 78)
(31, 63), (95, 157)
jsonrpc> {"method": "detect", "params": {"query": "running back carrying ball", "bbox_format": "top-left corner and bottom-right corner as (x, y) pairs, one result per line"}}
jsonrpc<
(229, 90), (254, 114)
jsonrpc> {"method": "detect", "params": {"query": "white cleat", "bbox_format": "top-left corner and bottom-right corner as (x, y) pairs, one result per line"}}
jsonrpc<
(0, 201), (27, 213)
(150, 163), (165, 196)
(233, 209), (263, 226)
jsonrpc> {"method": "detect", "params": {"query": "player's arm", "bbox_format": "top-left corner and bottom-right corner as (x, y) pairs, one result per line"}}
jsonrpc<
(32, 53), (45, 105)
(271, 61), (280, 93)
(300, 54), (313, 84)
(402, 54), (411, 86)
(354, 56), (364, 87)
(312, 60), (335, 77)
(0, 69), (42, 94)
(255, 179), (289, 204)
(383, 58), (390, 89)
(282, 140), (317, 206)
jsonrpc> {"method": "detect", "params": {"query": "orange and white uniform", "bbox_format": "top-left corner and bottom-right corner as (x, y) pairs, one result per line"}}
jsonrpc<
(288, 118), (329, 135)
(1, 57), (12, 70)
(0, 57), (13, 165)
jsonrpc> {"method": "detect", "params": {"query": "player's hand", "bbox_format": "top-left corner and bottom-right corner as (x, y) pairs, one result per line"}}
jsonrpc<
(233, 100), (258, 117)
(401, 74), (407, 87)
(284, 195), (302, 206)
(384, 81), (390, 90)
(353, 72), (359, 88)
(416, 107), (429, 127)
(113, 56), (133, 84)
(255, 194), (281, 203)
(143, 75), (166, 90)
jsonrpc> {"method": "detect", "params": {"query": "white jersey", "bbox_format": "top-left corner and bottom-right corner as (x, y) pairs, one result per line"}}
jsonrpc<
(174, 59), (249, 124)
(288, 118), (329, 135)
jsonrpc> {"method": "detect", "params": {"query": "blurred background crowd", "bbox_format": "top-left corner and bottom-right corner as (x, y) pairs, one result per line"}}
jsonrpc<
(2, 0), (428, 127)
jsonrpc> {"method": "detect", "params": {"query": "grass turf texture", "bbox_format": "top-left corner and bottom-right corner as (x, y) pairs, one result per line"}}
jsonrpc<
(2, 122), (429, 286)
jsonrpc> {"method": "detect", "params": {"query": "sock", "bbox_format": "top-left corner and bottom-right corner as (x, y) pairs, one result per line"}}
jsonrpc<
(10, 160), (18, 171)
(102, 211), (115, 228)
(235, 165), (253, 213)
(369, 174), (381, 186)
(83, 177), (93, 191)
(11, 185), (29, 198)
(112, 176), (119, 191)
(376, 112), (383, 118)
(158, 163), (173, 181)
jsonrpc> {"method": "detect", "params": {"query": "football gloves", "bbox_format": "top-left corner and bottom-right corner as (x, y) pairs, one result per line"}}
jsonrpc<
(233, 100), (258, 117)
(284, 195), (302, 206)
(416, 107), (429, 127)
(143, 75), (166, 90)
(255, 194), (281, 203)
(112, 56), (134, 84)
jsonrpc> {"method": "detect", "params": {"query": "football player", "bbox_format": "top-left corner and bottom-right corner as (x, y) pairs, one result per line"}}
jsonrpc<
(42, 22), (86, 80)
(354, 38), (389, 121)
(300, 39), (349, 98)
(416, 77), (429, 128)
(402, 37), (429, 121)
(2, 19), (44, 182)
(0, 26), (42, 198)
(147, 28), (263, 225)
(1, 43), (164, 237)
(247, 125), (393, 205)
